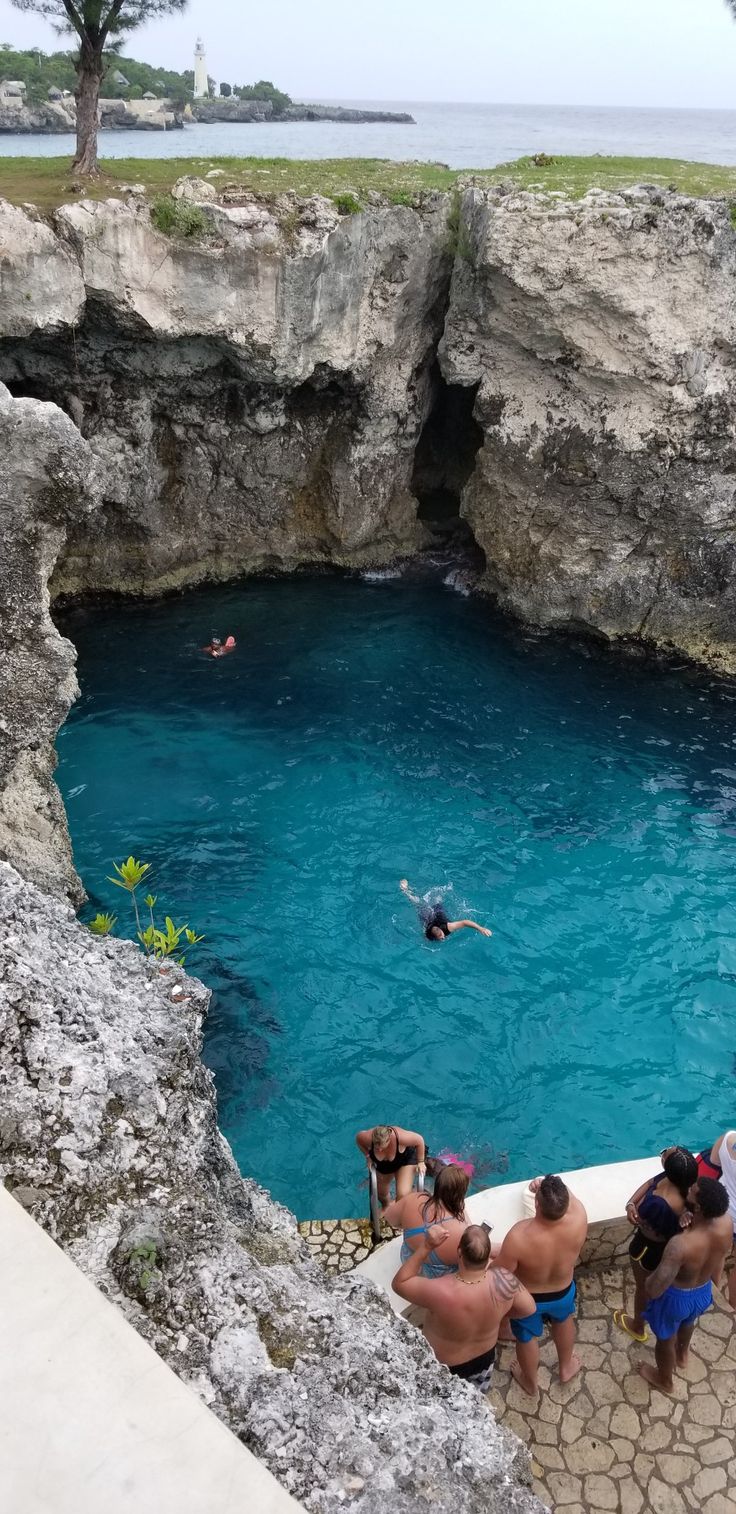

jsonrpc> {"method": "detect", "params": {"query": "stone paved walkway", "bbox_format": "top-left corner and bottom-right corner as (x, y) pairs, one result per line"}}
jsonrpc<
(489, 1267), (736, 1514)
(298, 1217), (376, 1272)
(302, 1221), (736, 1512)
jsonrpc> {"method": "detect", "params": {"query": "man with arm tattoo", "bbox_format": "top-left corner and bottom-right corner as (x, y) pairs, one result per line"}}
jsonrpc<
(392, 1223), (535, 1393)
(639, 1176), (733, 1396)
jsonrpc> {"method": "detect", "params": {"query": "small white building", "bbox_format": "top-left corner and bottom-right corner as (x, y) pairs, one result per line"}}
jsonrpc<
(194, 38), (208, 99)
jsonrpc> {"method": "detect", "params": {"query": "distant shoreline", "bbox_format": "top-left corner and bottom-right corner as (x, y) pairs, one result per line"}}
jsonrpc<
(0, 99), (415, 138)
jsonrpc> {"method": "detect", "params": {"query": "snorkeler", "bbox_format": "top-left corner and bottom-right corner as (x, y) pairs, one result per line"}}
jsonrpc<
(399, 880), (492, 942)
(203, 636), (236, 659)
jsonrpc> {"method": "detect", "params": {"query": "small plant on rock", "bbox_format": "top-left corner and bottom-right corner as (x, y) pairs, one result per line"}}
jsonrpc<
(332, 191), (362, 216)
(87, 854), (204, 967)
(150, 195), (209, 240)
(88, 911), (117, 936)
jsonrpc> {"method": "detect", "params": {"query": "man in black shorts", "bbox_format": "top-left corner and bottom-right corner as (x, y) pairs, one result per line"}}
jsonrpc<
(393, 1224), (534, 1393)
(399, 880), (492, 942)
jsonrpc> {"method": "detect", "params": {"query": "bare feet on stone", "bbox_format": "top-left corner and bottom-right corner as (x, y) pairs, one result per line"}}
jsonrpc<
(638, 1361), (675, 1396)
(559, 1352), (582, 1385)
(510, 1360), (538, 1397)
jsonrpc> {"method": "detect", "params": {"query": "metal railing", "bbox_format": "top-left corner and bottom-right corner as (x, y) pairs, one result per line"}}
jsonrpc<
(368, 1164), (425, 1246)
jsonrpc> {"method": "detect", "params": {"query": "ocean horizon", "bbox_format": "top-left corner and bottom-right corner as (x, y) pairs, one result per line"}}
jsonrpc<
(4, 98), (736, 165)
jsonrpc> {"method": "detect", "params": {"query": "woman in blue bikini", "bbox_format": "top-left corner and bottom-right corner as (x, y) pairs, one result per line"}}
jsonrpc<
(383, 1165), (471, 1279)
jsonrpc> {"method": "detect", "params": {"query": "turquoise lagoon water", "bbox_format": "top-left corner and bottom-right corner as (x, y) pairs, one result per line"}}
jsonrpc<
(56, 576), (736, 1219)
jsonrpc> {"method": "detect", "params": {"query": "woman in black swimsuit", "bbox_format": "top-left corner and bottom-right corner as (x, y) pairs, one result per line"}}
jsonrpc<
(399, 880), (492, 942)
(355, 1123), (428, 1207)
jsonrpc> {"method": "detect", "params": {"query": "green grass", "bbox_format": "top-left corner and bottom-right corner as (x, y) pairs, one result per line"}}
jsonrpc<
(2, 152), (736, 214)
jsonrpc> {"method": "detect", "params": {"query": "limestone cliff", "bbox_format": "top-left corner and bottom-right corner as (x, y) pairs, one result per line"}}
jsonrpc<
(2, 183), (736, 669)
(0, 860), (541, 1514)
(3, 178), (735, 1514)
(0, 382), (97, 901)
(443, 186), (736, 667)
(0, 192), (449, 597)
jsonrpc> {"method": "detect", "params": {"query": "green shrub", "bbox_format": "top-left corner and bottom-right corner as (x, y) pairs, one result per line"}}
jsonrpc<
(89, 854), (205, 967)
(150, 195), (208, 239)
(332, 191), (362, 216)
(446, 188), (475, 264)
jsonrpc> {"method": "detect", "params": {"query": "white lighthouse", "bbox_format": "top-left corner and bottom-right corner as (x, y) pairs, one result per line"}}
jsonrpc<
(193, 37), (208, 99)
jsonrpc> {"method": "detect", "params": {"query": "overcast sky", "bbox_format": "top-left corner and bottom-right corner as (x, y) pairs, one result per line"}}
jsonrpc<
(3, 0), (736, 109)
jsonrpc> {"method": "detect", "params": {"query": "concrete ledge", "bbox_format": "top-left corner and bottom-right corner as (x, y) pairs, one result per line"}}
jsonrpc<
(0, 1187), (302, 1514)
(354, 1152), (690, 1313)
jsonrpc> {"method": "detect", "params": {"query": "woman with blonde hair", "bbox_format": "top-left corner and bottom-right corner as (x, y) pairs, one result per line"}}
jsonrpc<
(355, 1123), (427, 1207)
(383, 1164), (472, 1278)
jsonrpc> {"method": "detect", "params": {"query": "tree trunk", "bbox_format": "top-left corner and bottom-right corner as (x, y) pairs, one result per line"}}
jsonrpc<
(73, 44), (103, 177)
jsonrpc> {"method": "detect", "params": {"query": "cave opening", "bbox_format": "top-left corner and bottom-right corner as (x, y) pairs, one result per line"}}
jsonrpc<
(411, 363), (483, 547)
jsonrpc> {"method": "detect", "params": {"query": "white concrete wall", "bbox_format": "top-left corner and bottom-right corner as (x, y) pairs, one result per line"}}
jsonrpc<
(0, 1187), (303, 1514)
(355, 1151), (683, 1314)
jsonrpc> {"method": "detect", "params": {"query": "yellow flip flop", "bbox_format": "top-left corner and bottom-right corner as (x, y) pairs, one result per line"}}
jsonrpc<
(613, 1309), (649, 1343)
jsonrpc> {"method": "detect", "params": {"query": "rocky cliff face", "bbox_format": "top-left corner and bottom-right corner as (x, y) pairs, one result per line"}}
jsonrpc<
(0, 192), (448, 597)
(0, 860), (541, 1514)
(0, 382), (97, 901)
(2, 179), (735, 1514)
(3, 183), (736, 666)
(443, 186), (736, 668)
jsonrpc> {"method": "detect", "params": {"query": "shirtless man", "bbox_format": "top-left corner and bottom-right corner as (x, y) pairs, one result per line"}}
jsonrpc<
(496, 1174), (588, 1396)
(639, 1176), (733, 1395)
(392, 1223), (535, 1393)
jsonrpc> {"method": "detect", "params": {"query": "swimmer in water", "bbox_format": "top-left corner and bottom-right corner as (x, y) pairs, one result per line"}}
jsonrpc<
(203, 636), (236, 659)
(399, 879), (492, 941)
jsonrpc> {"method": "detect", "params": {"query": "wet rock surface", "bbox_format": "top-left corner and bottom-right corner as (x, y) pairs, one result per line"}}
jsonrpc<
(0, 860), (542, 1514)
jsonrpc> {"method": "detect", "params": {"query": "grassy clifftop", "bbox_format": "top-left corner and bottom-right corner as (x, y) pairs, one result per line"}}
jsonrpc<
(2, 153), (736, 213)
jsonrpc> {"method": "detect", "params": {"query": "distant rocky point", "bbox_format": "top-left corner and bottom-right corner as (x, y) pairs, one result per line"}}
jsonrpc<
(0, 94), (414, 136)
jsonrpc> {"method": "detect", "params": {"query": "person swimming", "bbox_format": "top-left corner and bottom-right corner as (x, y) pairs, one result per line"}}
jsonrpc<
(399, 879), (492, 941)
(203, 635), (236, 659)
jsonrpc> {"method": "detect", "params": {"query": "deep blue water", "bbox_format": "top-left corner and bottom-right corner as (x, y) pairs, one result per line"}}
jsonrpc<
(56, 576), (736, 1219)
(8, 101), (736, 167)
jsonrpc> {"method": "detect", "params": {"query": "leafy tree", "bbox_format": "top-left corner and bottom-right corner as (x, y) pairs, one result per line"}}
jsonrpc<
(9, 1), (189, 175)
(219, 80), (231, 97)
(236, 78), (292, 115)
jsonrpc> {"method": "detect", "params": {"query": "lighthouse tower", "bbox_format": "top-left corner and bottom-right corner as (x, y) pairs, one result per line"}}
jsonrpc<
(193, 38), (208, 98)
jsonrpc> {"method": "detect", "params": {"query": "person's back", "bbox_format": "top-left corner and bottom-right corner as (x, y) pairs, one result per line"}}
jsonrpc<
(497, 1175), (588, 1396)
(383, 1165), (469, 1277)
(392, 1223), (534, 1393)
(668, 1206), (733, 1288)
(506, 1195), (587, 1292)
(422, 1259), (515, 1365)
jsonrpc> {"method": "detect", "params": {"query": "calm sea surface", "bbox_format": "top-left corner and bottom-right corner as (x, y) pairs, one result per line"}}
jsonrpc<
(6, 100), (736, 166)
(56, 577), (736, 1220)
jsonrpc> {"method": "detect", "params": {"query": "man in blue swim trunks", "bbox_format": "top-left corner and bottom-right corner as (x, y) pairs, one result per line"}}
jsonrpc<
(640, 1176), (733, 1396)
(496, 1175), (588, 1397)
